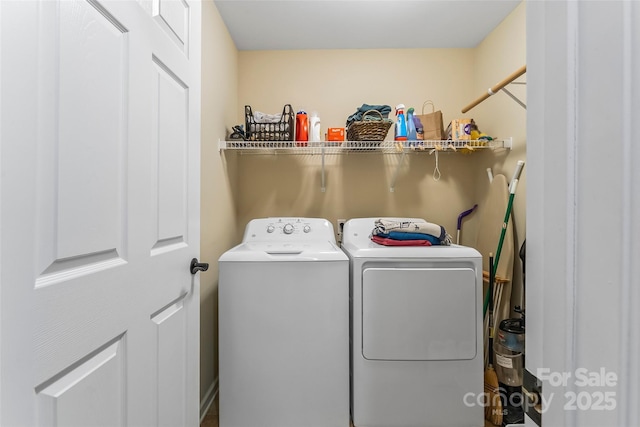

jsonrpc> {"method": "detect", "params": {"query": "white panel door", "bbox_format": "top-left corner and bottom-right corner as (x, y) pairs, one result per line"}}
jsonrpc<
(0, 1), (202, 426)
(527, 1), (639, 426)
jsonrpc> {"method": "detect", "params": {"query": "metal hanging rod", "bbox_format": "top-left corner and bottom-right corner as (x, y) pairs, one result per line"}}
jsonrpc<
(461, 65), (527, 113)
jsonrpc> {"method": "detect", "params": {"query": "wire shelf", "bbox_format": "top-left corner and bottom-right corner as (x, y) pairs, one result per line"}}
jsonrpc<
(219, 139), (508, 154)
(218, 138), (512, 192)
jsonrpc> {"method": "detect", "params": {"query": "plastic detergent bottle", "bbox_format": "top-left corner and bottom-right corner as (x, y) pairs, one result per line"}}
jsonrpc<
(406, 107), (417, 143)
(309, 112), (321, 143)
(414, 115), (424, 140)
(394, 104), (407, 141)
(295, 110), (308, 146)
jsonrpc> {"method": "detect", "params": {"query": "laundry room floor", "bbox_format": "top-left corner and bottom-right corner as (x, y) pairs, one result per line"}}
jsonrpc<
(199, 395), (497, 427)
(200, 395), (217, 427)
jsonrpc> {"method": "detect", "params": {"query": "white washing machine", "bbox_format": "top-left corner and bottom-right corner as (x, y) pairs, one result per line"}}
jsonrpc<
(342, 218), (484, 427)
(218, 218), (350, 427)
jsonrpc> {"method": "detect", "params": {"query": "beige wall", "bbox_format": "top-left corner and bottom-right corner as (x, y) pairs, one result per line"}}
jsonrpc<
(234, 9), (526, 246)
(200, 0), (238, 407)
(235, 49), (481, 238)
(470, 1), (527, 312)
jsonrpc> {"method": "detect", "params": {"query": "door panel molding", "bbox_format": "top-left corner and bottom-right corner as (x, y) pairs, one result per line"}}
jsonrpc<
(36, 0), (129, 281)
(36, 334), (126, 427)
(36, 249), (125, 288)
(150, 54), (189, 254)
(151, 295), (188, 427)
(153, 0), (190, 55)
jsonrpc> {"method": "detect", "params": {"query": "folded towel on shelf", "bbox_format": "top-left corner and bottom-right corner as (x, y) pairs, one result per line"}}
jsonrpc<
(346, 104), (392, 127)
(372, 219), (452, 245)
(371, 235), (432, 246)
(253, 111), (283, 123)
(375, 231), (442, 246)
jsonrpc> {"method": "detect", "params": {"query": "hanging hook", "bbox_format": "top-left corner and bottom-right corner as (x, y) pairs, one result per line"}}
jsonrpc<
(429, 147), (441, 181)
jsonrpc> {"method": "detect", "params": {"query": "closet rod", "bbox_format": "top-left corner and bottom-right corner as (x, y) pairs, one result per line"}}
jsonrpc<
(461, 65), (526, 113)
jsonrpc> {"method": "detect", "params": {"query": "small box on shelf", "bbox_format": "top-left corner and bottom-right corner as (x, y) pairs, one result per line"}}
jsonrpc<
(326, 128), (344, 146)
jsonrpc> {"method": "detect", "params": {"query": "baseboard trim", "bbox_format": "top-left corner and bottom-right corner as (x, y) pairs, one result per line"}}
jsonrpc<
(200, 376), (219, 424)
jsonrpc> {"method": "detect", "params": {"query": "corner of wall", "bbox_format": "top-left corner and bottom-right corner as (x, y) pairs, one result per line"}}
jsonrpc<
(200, 0), (240, 405)
(469, 1), (527, 314)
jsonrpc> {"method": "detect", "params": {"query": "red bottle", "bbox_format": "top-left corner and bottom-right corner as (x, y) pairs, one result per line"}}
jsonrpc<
(296, 111), (308, 146)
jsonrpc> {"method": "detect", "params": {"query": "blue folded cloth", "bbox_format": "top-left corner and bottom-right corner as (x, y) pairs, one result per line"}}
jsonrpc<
(346, 104), (392, 127)
(376, 231), (443, 246)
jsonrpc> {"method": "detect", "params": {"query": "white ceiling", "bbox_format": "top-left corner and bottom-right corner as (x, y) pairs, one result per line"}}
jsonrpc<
(214, 0), (522, 51)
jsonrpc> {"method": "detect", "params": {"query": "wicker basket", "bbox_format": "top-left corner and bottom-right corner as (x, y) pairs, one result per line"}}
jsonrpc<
(346, 110), (393, 142)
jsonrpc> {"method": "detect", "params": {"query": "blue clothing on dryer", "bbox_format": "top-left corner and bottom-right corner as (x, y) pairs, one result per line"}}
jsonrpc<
(376, 231), (442, 246)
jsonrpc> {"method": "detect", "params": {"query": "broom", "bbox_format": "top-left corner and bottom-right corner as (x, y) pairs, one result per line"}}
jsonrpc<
(492, 160), (525, 286)
(484, 162), (525, 425)
(484, 253), (503, 426)
(483, 160), (525, 319)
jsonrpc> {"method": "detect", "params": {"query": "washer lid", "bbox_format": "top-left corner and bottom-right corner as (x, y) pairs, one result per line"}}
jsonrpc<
(219, 240), (347, 262)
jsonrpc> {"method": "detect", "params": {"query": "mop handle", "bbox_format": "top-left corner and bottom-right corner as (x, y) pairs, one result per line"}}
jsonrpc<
(493, 160), (525, 273)
(456, 204), (478, 244)
(457, 204), (478, 230)
(509, 160), (525, 195)
(484, 161), (525, 318)
(493, 200), (514, 273)
(489, 253), (495, 324)
(483, 252), (496, 326)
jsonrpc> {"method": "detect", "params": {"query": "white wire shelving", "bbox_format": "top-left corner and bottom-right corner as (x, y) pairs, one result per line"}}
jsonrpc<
(219, 138), (511, 154)
(218, 138), (512, 192)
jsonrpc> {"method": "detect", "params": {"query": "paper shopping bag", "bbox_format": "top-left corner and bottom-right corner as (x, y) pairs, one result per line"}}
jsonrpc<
(416, 101), (445, 140)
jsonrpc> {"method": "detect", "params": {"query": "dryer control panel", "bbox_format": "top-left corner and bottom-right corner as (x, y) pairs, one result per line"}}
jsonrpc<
(242, 217), (336, 243)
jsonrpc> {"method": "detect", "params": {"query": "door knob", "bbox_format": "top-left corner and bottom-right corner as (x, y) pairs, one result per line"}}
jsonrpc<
(190, 258), (209, 274)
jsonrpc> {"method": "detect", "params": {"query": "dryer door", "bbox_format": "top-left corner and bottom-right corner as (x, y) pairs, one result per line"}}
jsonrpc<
(362, 267), (477, 361)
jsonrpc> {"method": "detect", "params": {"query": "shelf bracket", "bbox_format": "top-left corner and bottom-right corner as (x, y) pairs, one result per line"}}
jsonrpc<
(504, 137), (513, 150)
(500, 87), (526, 110)
(321, 145), (326, 192)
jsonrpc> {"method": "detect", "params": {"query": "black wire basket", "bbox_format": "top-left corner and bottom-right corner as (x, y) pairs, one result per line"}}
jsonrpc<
(244, 104), (295, 142)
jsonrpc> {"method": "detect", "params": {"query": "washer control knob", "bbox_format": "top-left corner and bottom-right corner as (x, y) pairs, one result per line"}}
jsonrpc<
(267, 225), (275, 233)
(303, 225), (311, 233)
(283, 223), (294, 234)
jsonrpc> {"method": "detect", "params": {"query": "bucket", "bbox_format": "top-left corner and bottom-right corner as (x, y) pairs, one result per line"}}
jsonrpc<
(493, 341), (523, 387)
(497, 318), (525, 353)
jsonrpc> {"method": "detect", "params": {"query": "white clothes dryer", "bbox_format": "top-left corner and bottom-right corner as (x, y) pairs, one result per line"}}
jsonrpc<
(218, 218), (349, 427)
(342, 218), (484, 427)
